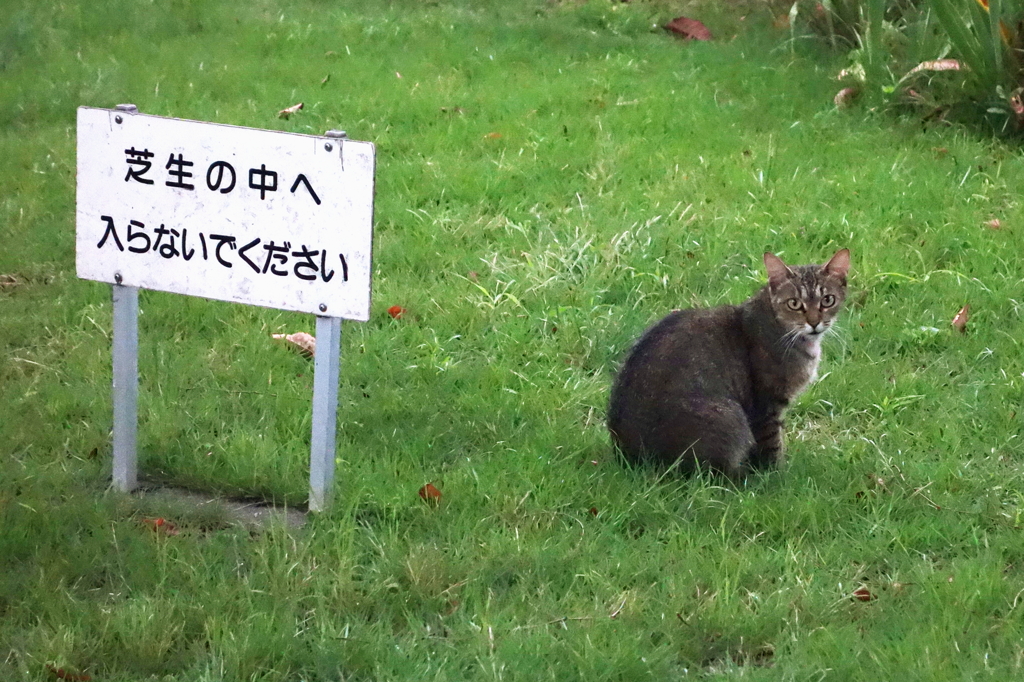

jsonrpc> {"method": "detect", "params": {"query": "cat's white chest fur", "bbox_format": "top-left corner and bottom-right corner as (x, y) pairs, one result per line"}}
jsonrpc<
(796, 334), (823, 393)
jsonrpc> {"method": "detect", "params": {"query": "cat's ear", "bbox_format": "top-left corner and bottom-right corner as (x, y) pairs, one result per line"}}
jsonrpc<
(763, 252), (794, 290)
(821, 248), (851, 280)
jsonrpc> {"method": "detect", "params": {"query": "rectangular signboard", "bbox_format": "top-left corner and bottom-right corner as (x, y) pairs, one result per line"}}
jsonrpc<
(76, 107), (374, 320)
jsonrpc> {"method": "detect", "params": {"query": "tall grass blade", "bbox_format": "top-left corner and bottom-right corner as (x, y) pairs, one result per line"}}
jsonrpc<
(926, 0), (1005, 91)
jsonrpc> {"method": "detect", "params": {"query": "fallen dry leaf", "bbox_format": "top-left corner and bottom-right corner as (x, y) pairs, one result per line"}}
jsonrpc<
(467, 271), (479, 282)
(142, 517), (180, 536)
(984, 218), (1002, 230)
(589, 507), (599, 516)
(418, 483), (442, 504)
(904, 87), (924, 103)
(0, 273), (20, 290)
(272, 332), (316, 358)
(387, 305), (406, 320)
(912, 59), (962, 73)
(901, 59), (963, 82)
(951, 304), (969, 333)
(852, 587), (875, 602)
(46, 664), (92, 682)
(277, 102), (303, 119)
(834, 86), (861, 109)
(664, 16), (713, 41)
(484, 132), (502, 139)
(1011, 89), (1024, 116)
(395, 71), (403, 79)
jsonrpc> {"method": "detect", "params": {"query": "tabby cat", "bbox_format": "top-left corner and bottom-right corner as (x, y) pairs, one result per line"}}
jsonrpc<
(607, 249), (850, 478)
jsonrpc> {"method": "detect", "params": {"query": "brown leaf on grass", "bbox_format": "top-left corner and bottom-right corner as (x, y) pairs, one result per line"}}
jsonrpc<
(900, 59), (963, 82)
(277, 102), (303, 119)
(142, 517), (180, 536)
(951, 305), (970, 333)
(418, 483), (442, 504)
(0, 274), (20, 290)
(387, 305), (406, 320)
(1010, 89), (1024, 116)
(46, 664), (92, 682)
(589, 507), (599, 517)
(484, 132), (502, 139)
(272, 332), (316, 358)
(911, 59), (962, 73)
(664, 16), (713, 41)
(852, 587), (875, 602)
(984, 218), (1002, 230)
(834, 86), (861, 109)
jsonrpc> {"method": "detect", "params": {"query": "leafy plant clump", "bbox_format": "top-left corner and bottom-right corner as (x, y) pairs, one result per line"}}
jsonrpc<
(791, 0), (1024, 133)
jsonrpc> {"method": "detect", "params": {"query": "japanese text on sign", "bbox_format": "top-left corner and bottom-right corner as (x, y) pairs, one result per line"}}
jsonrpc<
(76, 107), (375, 319)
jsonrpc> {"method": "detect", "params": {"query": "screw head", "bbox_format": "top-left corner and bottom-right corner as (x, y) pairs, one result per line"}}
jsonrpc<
(319, 303), (327, 312)
(324, 142), (333, 152)
(114, 272), (123, 284)
(115, 115), (123, 124)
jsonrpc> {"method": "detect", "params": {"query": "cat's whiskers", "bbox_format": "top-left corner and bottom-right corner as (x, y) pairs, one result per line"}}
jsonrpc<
(779, 327), (805, 356)
(822, 321), (849, 356)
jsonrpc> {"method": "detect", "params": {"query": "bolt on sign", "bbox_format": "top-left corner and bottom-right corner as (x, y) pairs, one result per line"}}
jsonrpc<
(77, 107), (374, 319)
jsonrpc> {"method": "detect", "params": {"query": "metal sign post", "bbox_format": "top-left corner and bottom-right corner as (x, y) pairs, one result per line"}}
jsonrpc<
(78, 105), (374, 512)
(111, 278), (139, 492)
(309, 315), (342, 511)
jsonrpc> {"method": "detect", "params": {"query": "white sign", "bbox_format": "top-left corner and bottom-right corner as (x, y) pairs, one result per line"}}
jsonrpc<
(76, 107), (375, 320)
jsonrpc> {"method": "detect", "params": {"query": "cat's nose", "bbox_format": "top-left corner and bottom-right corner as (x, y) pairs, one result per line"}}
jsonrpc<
(810, 322), (825, 334)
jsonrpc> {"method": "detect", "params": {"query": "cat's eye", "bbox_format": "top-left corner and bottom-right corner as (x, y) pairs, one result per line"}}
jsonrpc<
(821, 294), (836, 308)
(785, 298), (802, 311)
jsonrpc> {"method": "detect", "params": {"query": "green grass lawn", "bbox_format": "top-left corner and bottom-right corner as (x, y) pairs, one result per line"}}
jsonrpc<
(3, 0), (1024, 679)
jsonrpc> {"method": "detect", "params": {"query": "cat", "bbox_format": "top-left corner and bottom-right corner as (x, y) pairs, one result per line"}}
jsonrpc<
(607, 249), (850, 478)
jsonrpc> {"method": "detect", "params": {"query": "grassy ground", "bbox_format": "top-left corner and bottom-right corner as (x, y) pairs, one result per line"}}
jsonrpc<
(3, 0), (1024, 679)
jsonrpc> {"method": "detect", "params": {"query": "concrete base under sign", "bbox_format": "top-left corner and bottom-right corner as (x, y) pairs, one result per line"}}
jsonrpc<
(128, 484), (307, 532)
